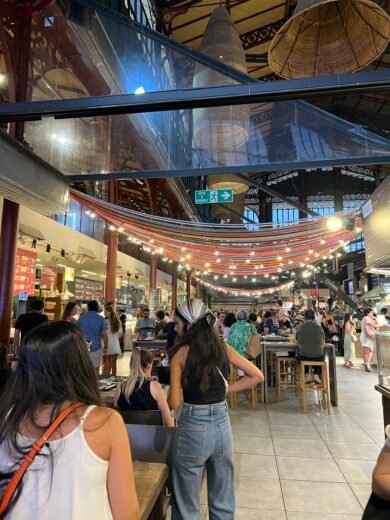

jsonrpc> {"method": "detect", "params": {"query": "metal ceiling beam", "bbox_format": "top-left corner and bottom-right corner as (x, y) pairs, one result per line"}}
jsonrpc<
(240, 19), (284, 50)
(1, 69), (389, 122)
(236, 173), (320, 217)
(66, 155), (390, 183)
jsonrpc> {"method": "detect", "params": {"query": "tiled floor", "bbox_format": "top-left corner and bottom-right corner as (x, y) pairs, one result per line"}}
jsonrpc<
(117, 354), (384, 519)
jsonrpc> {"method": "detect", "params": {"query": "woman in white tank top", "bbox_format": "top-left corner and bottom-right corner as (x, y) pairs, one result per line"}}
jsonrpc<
(0, 321), (139, 519)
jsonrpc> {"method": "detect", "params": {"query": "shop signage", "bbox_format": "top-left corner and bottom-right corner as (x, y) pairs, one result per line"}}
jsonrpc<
(41, 266), (57, 290)
(195, 189), (233, 204)
(74, 277), (104, 302)
(13, 248), (37, 296)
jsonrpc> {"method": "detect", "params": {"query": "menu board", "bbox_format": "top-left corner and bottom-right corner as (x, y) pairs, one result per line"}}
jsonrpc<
(41, 266), (57, 290)
(74, 277), (104, 302)
(149, 287), (160, 317)
(13, 248), (37, 296)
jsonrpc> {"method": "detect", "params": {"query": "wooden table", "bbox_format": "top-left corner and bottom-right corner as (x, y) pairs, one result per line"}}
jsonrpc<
(133, 340), (168, 350)
(261, 341), (338, 406)
(134, 462), (169, 520)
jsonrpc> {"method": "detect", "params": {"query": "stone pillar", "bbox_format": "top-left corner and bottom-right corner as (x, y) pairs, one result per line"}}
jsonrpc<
(105, 230), (118, 303)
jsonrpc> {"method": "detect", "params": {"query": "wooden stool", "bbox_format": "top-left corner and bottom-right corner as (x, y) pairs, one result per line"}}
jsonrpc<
(276, 356), (298, 400)
(298, 361), (330, 414)
(229, 363), (259, 409)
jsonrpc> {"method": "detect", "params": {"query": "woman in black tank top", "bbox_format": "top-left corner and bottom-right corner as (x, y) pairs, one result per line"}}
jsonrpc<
(168, 299), (263, 520)
(114, 347), (174, 426)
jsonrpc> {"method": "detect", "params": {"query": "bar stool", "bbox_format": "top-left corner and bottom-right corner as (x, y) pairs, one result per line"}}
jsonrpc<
(298, 361), (330, 414)
(229, 363), (259, 409)
(276, 356), (298, 400)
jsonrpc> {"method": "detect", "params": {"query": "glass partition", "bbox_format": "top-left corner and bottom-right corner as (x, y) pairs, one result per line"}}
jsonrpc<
(27, 0), (247, 105)
(23, 92), (390, 178)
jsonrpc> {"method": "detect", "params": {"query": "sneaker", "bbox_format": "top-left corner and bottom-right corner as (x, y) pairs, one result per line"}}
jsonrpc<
(364, 363), (372, 373)
(313, 374), (322, 385)
(305, 373), (313, 384)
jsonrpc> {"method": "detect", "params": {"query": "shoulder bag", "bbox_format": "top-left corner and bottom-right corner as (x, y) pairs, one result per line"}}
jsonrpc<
(246, 333), (261, 359)
(0, 401), (84, 515)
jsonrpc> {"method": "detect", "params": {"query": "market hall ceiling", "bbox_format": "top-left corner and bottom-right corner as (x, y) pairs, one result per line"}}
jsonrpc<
(158, 0), (390, 134)
(159, 0), (288, 81)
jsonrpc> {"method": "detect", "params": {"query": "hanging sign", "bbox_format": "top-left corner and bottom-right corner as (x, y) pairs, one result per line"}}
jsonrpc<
(65, 267), (75, 282)
(41, 266), (57, 290)
(13, 248), (37, 296)
(195, 189), (233, 204)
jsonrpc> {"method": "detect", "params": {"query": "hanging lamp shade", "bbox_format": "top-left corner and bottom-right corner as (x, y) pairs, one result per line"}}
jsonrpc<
(207, 174), (249, 195)
(268, 0), (390, 79)
(60, 284), (74, 301)
(193, 6), (249, 153)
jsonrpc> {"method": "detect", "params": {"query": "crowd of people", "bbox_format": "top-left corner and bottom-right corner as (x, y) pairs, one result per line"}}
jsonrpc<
(2, 297), (389, 518)
(0, 298), (263, 519)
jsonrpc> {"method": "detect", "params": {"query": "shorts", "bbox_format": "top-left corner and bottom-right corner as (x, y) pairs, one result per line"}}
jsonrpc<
(90, 348), (103, 368)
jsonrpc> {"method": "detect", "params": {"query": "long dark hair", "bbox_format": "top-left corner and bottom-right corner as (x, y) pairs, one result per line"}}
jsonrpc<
(169, 312), (229, 394)
(105, 304), (121, 334)
(0, 321), (101, 515)
(61, 301), (77, 321)
(343, 313), (352, 330)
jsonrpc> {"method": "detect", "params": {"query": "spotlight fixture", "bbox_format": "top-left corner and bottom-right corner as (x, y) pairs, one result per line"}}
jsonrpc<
(60, 249), (66, 257)
(326, 216), (343, 232)
(46, 244), (51, 253)
(326, 216), (356, 232)
(31, 239), (37, 249)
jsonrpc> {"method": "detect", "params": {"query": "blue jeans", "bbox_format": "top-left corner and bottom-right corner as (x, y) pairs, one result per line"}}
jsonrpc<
(171, 401), (234, 520)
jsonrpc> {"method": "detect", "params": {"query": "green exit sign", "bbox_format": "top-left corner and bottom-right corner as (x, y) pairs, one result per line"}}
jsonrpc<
(195, 189), (234, 205)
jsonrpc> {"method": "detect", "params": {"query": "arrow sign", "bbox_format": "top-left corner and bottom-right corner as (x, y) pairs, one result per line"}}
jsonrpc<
(195, 188), (234, 204)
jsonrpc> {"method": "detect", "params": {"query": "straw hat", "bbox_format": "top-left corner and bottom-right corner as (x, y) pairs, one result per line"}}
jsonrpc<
(268, 0), (390, 79)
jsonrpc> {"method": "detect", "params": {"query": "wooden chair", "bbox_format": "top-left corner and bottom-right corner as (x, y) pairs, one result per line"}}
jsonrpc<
(298, 361), (330, 414)
(115, 408), (164, 426)
(229, 362), (259, 409)
(126, 424), (176, 508)
(276, 356), (298, 400)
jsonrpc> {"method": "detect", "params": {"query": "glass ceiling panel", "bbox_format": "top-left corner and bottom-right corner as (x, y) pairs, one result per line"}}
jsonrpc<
(23, 92), (390, 178)
(28, 0), (247, 103)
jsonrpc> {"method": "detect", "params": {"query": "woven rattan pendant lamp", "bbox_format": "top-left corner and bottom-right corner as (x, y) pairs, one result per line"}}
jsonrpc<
(193, 6), (249, 220)
(268, 0), (390, 79)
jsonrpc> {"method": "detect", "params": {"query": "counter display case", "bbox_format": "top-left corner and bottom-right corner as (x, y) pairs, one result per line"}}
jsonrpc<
(375, 331), (390, 434)
(376, 331), (390, 387)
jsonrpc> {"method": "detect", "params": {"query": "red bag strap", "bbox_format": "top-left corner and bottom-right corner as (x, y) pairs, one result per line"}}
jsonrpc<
(0, 401), (84, 515)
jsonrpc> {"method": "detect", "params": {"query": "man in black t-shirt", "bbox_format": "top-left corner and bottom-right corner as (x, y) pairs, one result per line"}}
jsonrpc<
(14, 299), (48, 351)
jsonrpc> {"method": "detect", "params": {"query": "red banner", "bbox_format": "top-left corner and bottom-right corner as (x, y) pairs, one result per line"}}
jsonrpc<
(41, 266), (57, 290)
(13, 248), (37, 296)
